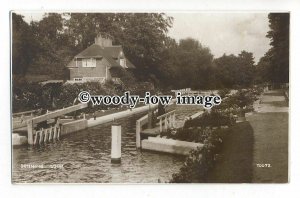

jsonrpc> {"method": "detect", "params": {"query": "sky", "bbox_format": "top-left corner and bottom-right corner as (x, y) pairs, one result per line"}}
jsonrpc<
(19, 12), (271, 62)
(167, 13), (271, 62)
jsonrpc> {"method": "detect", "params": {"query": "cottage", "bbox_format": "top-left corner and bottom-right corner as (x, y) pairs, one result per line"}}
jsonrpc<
(66, 35), (135, 83)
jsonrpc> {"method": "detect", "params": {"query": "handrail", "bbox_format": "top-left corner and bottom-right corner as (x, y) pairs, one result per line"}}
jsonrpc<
(13, 109), (40, 117)
(30, 103), (87, 124)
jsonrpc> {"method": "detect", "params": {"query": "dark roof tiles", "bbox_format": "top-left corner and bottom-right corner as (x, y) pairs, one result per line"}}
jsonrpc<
(68, 44), (135, 69)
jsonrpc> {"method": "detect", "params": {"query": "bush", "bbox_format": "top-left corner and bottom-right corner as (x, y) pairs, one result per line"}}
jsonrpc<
(184, 110), (234, 128)
(170, 128), (225, 183)
(218, 88), (231, 98)
(12, 82), (44, 112)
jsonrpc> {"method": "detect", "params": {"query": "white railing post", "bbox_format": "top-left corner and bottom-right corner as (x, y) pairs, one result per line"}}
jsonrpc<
(169, 115), (173, 128)
(136, 121), (141, 148)
(159, 118), (162, 132)
(49, 127), (53, 142)
(164, 117), (168, 131)
(33, 131), (38, 145)
(172, 113), (176, 127)
(53, 126), (57, 140)
(44, 128), (48, 143)
(39, 128), (44, 145)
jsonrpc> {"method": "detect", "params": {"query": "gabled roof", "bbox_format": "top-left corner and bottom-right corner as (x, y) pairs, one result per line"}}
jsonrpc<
(75, 44), (104, 59)
(67, 44), (135, 69)
(103, 46), (122, 58)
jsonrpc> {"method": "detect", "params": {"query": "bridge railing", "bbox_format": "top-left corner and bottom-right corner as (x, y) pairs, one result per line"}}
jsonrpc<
(27, 103), (88, 145)
(156, 110), (176, 132)
(33, 125), (61, 145)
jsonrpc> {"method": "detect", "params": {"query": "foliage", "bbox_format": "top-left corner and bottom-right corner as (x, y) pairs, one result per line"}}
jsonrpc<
(12, 13), (39, 75)
(256, 13), (289, 84)
(266, 13), (289, 83)
(217, 88), (231, 98)
(170, 128), (225, 183)
(184, 110), (235, 128)
(161, 125), (223, 144)
(214, 51), (255, 88)
(12, 82), (44, 112)
(157, 38), (214, 89)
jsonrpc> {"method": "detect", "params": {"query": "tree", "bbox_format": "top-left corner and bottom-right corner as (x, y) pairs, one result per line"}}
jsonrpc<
(266, 13), (289, 83)
(28, 13), (75, 80)
(214, 51), (255, 88)
(157, 38), (214, 89)
(12, 13), (38, 76)
(214, 54), (239, 88)
(255, 49), (273, 84)
(237, 51), (255, 86)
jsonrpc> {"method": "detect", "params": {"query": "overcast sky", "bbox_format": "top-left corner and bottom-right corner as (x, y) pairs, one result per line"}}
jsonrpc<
(167, 13), (271, 62)
(19, 12), (271, 62)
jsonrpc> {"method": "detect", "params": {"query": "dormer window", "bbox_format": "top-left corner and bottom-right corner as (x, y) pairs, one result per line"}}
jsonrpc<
(82, 58), (96, 67)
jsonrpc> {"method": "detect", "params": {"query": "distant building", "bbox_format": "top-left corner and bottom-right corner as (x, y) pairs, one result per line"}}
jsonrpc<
(66, 35), (135, 83)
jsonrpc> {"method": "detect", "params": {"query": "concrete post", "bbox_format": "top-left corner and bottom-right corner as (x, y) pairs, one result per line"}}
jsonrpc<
(111, 124), (121, 164)
(136, 121), (141, 148)
(27, 120), (34, 145)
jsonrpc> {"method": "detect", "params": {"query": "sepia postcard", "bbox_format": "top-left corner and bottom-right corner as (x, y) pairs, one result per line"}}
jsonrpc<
(11, 11), (289, 183)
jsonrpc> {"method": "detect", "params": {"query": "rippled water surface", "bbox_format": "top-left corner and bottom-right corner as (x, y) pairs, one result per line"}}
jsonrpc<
(12, 113), (186, 183)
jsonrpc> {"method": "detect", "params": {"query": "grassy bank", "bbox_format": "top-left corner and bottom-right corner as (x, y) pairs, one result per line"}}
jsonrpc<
(205, 121), (254, 183)
(248, 112), (288, 183)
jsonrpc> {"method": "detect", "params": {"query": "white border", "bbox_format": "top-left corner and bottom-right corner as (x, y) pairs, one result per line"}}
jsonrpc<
(1, 0), (300, 197)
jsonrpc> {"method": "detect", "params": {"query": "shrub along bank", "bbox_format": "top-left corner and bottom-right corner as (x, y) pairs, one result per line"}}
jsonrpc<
(12, 81), (157, 113)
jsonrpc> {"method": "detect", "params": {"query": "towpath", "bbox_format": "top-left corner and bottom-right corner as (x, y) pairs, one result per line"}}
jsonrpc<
(247, 90), (288, 183)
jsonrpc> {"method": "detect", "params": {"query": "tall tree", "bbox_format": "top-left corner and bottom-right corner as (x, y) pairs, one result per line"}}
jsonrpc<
(28, 13), (73, 79)
(266, 13), (289, 83)
(158, 38), (214, 89)
(12, 13), (37, 76)
(214, 51), (255, 88)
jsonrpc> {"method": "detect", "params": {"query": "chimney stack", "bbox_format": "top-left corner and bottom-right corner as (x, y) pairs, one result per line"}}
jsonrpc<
(95, 34), (112, 47)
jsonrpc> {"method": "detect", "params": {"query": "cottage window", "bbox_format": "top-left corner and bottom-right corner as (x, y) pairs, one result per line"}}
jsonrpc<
(120, 58), (127, 68)
(82, 58), (96, 67)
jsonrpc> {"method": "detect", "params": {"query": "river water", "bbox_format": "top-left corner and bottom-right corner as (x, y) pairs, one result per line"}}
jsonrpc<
(12, 113), (185, 183)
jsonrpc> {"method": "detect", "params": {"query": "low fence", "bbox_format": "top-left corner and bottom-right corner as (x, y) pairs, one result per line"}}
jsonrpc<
(157, 110), (176, 132)
(33, 126), (61, 145)
(32, 119), (87, 146)
(136, 109), (175, 148)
